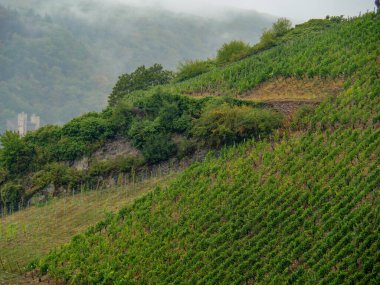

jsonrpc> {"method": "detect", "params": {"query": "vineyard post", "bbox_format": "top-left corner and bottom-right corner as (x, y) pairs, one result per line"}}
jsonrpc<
(64, 190), (66, 216)
(124, 178), (128, 198)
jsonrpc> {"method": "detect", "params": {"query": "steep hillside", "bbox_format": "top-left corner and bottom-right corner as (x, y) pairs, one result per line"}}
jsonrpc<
(0, 173), (177, 283)
(29, 12), (380, 284)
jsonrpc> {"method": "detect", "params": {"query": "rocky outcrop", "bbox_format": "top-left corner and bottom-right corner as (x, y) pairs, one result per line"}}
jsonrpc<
(92, 138), (140, 161)
(71, 138), (141, 171)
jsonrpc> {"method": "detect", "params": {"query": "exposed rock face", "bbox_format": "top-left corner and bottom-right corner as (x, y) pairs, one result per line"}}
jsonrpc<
(72, 157), (89, 171)
(71, 138), (141, 171)
(92, 138), (140, 162)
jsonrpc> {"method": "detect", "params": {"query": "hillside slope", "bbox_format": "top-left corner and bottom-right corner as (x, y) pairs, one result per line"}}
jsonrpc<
(33, 13), (380, 284)
(0, 173), (177, 283)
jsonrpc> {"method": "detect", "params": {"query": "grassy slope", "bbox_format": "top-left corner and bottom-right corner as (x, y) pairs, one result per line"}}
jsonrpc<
(35, 13), (380, 284)
(0, 173), (178, 281)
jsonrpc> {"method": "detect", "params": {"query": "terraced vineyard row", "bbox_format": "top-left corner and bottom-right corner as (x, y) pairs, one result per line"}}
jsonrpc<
(36, 124), (379, 284)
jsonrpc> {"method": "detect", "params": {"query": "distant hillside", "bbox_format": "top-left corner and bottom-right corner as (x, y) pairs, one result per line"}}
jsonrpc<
(0, 0), (275, 132)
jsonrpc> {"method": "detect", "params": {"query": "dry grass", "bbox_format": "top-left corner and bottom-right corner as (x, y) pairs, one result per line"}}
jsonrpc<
(186, 77), (345, 104)
(0, 173), (177, 280)
(240, 76), (345, 102)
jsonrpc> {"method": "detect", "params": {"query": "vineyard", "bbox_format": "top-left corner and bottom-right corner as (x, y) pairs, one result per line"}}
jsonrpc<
(140, 14), (379, 99)
(30, 12), (380, 284)
(0, 172), (178, 283)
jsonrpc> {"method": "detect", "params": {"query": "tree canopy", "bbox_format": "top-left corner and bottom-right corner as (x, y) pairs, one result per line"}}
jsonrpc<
(108, 64), (173, 106)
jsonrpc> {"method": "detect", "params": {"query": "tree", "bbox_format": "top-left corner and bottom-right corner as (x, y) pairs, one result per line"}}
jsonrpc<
(272, 18), (292, 36)
(259, 29), (276, 48)
(253, 18), (292, 52)
(108, 64), (173, 107)
(216, 40), (251, 65)
(0, 131), (34, 175)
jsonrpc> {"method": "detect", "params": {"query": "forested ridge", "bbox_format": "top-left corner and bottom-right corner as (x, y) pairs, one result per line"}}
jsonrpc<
(0, 8), (379, 285)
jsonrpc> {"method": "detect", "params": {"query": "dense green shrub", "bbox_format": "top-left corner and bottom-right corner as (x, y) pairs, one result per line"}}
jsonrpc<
(0, 182), (24, 213)
(256, 29), (276, 49)
(31, 163), (82, 195)
(108, 103), (134, 135)
(142, 133), (177, 164)
(175, 137), (197, 159)
(62, 113), (114, 143)
(193, 103), (283, 147)
(0, 167), (7, 185)
(0, 131), (35, 175)
(252, 18), (292, 53)
(216, 40), (251, 65)
(272, 18), (292, 36)
(88, 156), (145, 178)
(175, 60), (214, 82)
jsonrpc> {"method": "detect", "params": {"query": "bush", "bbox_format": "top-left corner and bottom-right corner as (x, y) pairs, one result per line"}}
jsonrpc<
(109, 103), (134, 135)
(258, 29), (276, 49)
(193, 103), (283, 147)
(272, 18), (292, 36)
(175, 137), (197, 159)
(216, 40), (251, 65)
(44, 163), (82, 192)
(0, 182), (24, 213)
(0, 131), (35, 175)
(142, 133), (177, 164)
(128, 119), (163, 149)
(62, 113), (114, 143)
(175, 60), (213, 82)
(252, 18), (292, 53)
(88, 156), (144, 178)
(0, 167), (8, 185)
(291, 105), (316, 130)
(52, 138), (87, 162)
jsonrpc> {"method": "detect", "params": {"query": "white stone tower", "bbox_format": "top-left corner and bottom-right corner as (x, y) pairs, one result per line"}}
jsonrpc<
(30, 114), (41, 130)
(18, 112), (27, 137)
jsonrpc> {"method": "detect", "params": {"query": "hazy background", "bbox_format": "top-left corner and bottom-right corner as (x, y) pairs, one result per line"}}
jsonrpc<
(0, 0), (377, 133)
(114, 0), (376, 21)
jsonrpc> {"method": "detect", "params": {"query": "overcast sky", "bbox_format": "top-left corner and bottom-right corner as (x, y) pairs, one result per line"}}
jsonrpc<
(114, 0), (376, 21)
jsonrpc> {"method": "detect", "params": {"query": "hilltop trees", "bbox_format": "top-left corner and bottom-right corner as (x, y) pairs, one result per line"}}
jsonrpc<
(108, 64), (173, 106)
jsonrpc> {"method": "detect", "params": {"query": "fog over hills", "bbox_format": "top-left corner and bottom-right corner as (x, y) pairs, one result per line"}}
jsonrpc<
(0, 0), (275, 132)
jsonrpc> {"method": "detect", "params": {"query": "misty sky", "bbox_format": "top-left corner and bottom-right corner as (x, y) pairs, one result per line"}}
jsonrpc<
(116, 0), (376, 21)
